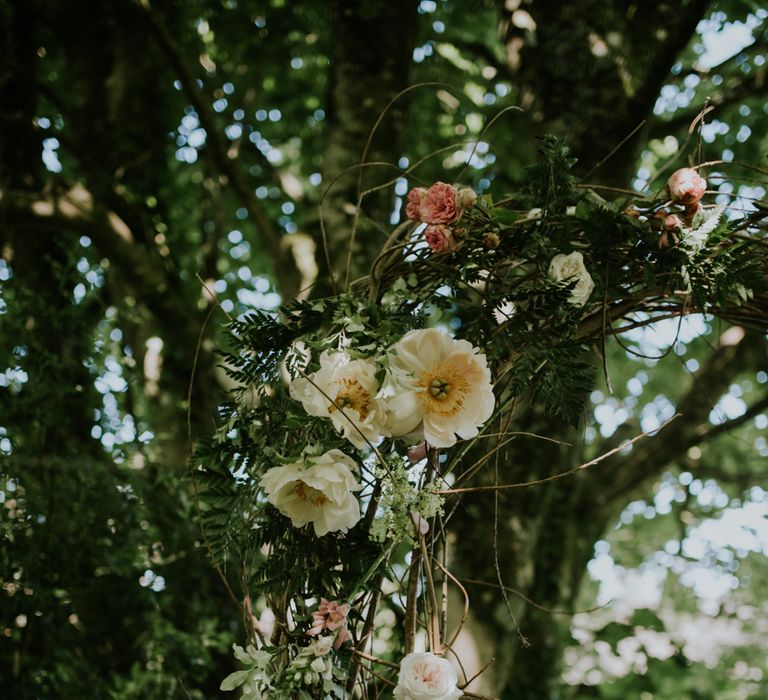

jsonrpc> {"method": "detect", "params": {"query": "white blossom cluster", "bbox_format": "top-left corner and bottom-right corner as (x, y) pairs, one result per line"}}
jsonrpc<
(260, 328), (496, 538)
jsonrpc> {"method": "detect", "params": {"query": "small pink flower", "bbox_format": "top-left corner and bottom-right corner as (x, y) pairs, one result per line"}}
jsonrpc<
(406, 187), (427, 221)
(310, 598), (350, 636)
(663, 214), (683, 231)
(667, 168), (706, 205)
(324, 601), (350, 631)
(308, 612), (325, 636)
(407, 442), (428, 464)
(333, 626), (352, 649)
(419, 182), (459, 224)
(424, 224), (456, 254)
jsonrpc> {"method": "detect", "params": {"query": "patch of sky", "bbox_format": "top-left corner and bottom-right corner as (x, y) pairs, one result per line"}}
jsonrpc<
(42, 137), (62, 173)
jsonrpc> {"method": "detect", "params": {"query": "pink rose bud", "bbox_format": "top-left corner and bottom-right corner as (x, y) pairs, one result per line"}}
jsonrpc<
(410, 511), (430, 536)
(405, 187), (427, 221)
(663, 214), (683, 231)
(667, 168), (706, 205)
(419, 182), (460, 224)
(407, 442), (428, 464)
(424, 224), (457, 254)
(456, 187), (478, 210)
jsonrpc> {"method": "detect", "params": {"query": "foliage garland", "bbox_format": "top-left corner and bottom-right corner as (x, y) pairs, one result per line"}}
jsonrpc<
(194, 135), (768, 699)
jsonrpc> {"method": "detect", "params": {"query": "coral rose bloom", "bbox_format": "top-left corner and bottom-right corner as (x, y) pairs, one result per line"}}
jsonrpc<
(386, 328), (495, 448)
(424, 224), (456, 253)
(419, 182), (459, 224)
(667, 167), (706, 205)
(406, 187), (427, 220)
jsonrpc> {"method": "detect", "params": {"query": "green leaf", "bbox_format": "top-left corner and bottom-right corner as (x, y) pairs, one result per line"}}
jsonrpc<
(220, 669), (251, 691)
(595, 621), (633, 653)
(630, 608), (665, 632)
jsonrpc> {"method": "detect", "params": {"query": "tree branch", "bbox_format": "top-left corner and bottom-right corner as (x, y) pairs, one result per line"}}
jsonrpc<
(649, 69), (768, 139)
(136, 2), (302, 299)
(589, 327), (766, 507)
(1, 184), (192, 330)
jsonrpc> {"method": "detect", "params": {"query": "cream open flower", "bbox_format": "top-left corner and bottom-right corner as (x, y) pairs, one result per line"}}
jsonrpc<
(289, 351), (387, 449)
(393, 652), (462, 700)
(548, 251), (595, 307)
(385, 328), (495, 448)
(260, 450), (361, 536)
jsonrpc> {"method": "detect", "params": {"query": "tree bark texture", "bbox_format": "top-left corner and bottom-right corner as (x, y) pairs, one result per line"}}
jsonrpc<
(319, 0), (419, 290)
(504, 0), (710, 184)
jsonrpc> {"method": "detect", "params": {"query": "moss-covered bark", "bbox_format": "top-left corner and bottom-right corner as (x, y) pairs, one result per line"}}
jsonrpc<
(318, 0), (419, 289)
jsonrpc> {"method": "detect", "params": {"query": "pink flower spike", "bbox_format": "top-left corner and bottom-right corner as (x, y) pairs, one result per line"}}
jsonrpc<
(328, 601), (350, 630)
(308, 610), (325, 636)
(420, 182), (460, 224)
(311, 598), (350, 634)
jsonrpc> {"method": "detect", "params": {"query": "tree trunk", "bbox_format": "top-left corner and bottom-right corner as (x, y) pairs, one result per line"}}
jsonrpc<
(318, 0), (419, 290)
(505, 0), (709, 184)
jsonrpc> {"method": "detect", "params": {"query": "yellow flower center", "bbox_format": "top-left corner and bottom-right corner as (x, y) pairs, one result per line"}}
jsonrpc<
(329, 377), (371, 419)
(417, 362), (471, 418)
(294, 481), (329, 507)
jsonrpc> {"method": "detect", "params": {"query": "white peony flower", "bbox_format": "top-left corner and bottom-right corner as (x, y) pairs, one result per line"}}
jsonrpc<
(393, 652), (462, 700)
(260, 449), (361, 536)
(289, 350), (387, 449)
(384, 328), (495, 449)
(548, 251), (595, 307)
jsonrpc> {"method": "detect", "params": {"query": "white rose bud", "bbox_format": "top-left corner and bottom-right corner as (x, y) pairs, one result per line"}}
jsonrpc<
(456, 187), (477, 210)
(393, 652), (462, 700)
(548, 251), (595, 307)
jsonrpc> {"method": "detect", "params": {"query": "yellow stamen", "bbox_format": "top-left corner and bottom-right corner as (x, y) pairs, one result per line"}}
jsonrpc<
(417, 363), (470, 417)
(329, 377), (371, 419)
(295, 481), (329, 506)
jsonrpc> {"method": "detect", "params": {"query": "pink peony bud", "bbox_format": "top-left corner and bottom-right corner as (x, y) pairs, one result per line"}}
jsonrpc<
(456, 187), (478, 210)
(405, 187), (427, 221)
(407, 442), (428, 464)
(667, 168), (706, 205)
(410, 511), (430, 536)
(419, 182), (460, 224)
(424, 224), (457, 254)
